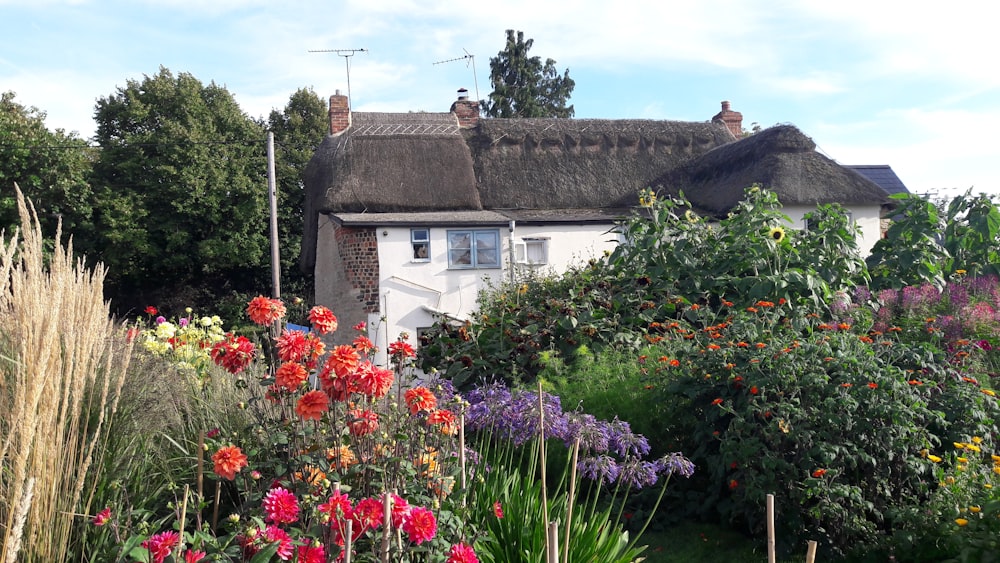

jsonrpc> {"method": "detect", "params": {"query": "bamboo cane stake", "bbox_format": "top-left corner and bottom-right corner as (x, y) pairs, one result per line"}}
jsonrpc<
(380, 491), (392, 562)
(196, 431), (204, 529)
(806, 540), (818, 562)
(538, 380), (549, 558)
(547, 521), (560, 563)
(767, 493), (776, 563)
(562, 437), (580, 563)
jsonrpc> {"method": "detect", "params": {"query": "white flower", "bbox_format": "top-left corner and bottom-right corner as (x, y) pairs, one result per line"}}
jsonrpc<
(155, 321), (177, 340)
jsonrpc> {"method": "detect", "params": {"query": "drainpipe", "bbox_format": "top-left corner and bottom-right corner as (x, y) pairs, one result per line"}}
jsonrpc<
(508, 220), (516, 283)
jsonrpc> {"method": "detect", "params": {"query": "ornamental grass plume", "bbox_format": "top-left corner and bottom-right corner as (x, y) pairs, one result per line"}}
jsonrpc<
(0, 186), (134, 562)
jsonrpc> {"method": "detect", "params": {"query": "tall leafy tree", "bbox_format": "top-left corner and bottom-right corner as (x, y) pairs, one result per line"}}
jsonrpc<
(267, 88), (328, 304)
(0, 91), (95, 241)
(482, 29), (575, 118)
(88, 67), (268, 313)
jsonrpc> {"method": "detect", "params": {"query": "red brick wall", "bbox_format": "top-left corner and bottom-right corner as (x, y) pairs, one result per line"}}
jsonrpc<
(334, 225), (380, 313)
(450, 99), (480, 128)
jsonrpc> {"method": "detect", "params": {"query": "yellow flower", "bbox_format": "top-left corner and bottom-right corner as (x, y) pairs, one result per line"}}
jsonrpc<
(919, 448), (929, 458)
(685, 209), (698, 223)
(946, 476), (956, 484)
(968, 444), (982, 453)
(955, 442), (967, 449)
(970, 506), (982, 513)
(928, 454), (943, 463)
(955, 518), (969, 526)
(972, 436), (984, 444)
(991, 454), (1000, 463)
(638, 189), (657, 208)
(768, 226), (785, 243)
(982, 389), (997, 397)
(956, 269), (967, 275)
(992, 466), (1000, 476)
(985, 483), (994, 489)
(958, 457), (969, 463)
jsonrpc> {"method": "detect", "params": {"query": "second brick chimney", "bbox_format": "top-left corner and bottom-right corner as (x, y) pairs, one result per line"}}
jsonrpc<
(450, 88), (480, 128)
(329, 90), (351, 135)
(712, 100), (743, 138)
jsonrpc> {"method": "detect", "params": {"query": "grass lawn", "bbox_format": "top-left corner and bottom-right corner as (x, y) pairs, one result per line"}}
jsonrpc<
(636, 521), (768, 562)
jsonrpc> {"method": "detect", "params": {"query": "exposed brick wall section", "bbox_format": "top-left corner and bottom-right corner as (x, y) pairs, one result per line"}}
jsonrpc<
(450, 99), (480, 128)
(329, 93), (351, 135)
(334, 225), (380, 313)
(712, 100), (743, 138)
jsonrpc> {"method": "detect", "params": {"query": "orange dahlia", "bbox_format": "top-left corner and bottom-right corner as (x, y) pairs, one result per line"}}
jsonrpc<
(296, 390), (329, 421)
(212, 445), (248, 480)
(275, 361), (309, 391)
(247, 296), (286, 325)
(308, 306), (338, 335)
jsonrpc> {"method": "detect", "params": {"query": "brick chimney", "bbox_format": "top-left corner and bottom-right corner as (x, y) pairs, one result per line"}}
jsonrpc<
(712, 100), (743, 138)
(450, 88), (480, 128)
(329, 90), (351, 135)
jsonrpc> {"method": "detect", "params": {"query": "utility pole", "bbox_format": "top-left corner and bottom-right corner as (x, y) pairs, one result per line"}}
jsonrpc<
(267, 131), (280, 300)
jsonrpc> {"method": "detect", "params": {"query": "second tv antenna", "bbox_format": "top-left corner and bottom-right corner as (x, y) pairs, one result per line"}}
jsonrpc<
(309, 48), (368, 106)
(434, 48), (480, 102)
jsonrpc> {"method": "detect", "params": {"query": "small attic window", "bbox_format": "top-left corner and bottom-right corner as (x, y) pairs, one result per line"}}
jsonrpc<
(411, 229), (430, 262)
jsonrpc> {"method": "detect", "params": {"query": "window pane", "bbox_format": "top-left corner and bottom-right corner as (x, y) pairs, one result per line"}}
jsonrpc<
(449, 232), (471, 250)
(450, 249), (472, 266)
(475, 231), (496, 250)
(411, 229), (429, 242)
(477, 248), (498, 266)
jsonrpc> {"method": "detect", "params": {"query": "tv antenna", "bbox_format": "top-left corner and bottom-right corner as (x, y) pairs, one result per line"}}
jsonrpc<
(308, 48), (368, 106)
(434, 48), (480, 102)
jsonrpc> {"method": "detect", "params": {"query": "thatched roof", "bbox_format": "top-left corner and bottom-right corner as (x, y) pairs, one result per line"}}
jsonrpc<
(662, 125), (890, 214)
(465, 119), (735, 209)
(301, 112), (890, 271)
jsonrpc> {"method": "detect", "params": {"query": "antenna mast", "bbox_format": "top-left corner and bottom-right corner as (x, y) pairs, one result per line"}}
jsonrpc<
(433, 48), (480, 101)
(309, 48), (368, 106)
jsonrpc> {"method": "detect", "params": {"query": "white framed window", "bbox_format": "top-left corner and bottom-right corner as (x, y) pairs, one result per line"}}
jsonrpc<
(411, 228), (430, 262)
(447, 229), (500, 269)
(514, 237), (549, 265)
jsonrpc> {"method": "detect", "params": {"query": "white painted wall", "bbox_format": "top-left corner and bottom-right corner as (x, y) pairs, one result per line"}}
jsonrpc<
(783, 204), (883, 256)
(368, 223), (621, 356)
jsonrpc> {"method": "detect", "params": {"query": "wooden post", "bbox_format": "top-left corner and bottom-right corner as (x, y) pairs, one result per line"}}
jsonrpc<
(547, 521), (560, 563)
(538, 381), (549, 558)
(806, 540), (818, 562)
(767, 493), (776, 563)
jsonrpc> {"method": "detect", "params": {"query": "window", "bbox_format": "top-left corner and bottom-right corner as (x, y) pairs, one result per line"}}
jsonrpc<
(411, 229), (430, 261)
(514, 237), (549, 265)
(447, 229), (500, 269)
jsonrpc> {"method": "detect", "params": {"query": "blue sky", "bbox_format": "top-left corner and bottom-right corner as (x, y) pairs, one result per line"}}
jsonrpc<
(3, 0), (997, 197)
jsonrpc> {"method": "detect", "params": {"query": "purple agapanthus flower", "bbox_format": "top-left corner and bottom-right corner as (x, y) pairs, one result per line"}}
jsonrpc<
(578, 455), (620, 485)
(617, 458), (659, 489)
(607, 418), (650, 457)
(655, 452), (696, 479)
(564, 412), (611, 454)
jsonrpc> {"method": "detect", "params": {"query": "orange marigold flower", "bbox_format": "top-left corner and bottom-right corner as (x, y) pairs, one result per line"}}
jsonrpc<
(817, 323), (833, 330)
(296, 390), (329, 421)
(711, 398), (724, 406)
(690, 303), (701, 310)
(823, 357), (834, 362)
(867, 382), (878, 389)
(838, 323), (851, 330)
(755, 342), (767, 349)
(859, 336), (874, 344)
(840, 383), (853, 388)
(908, 380), (923, 386)
(750, 386), (759, 395)
(247, 295), (286, 325)
(778, 297), (787, 305)
(404, 387), (438, 414)
(275, 361), (309, 391)
(723, 300), (734, 307)
(658, 355), (670, 363)
(212, 445), (248, 480)
(737, 341), (749, 348)
(747, 306), (760, 313)
(308, 306), (338, 334)
(812, 468), (827, 478)
(706, 344), (721, 351)
(669, 359), (680, 367)
(756, 300), (774, 308)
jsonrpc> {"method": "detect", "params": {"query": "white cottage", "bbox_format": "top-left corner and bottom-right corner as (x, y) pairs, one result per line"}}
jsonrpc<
(302, 92), (895, 363)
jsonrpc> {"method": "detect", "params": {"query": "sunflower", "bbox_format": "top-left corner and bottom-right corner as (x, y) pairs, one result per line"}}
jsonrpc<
(685, 209), (698, 223)
(768, 226), (785, 243)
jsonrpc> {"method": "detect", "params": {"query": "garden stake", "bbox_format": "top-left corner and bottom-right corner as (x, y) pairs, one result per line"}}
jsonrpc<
(379, 491), (392, 562)
(547, 521), (560, 563)
(212, 480), (221, 532)
(196, 430), (204, 529)
(538, 380), (550, 558)
(806, 540), (818, 562)
(459, 411), (467, 497)
(177, 484), (189, 554)
(767, 493), (776, 563)
(344, 520), (353, 563)
(562, 437), (580, 563)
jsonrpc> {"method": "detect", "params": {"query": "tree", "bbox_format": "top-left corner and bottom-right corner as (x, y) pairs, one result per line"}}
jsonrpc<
(482, 30), (575, 118)
(0, 91), (95, 241)
(87, 67), (268, 314)
(266, 88), (329, 304)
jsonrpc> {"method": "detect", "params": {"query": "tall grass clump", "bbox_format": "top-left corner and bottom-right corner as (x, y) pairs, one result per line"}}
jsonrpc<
(0, 185), (134, 562)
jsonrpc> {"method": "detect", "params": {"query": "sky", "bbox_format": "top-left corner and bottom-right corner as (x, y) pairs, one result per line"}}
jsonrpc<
(3, 0), (998, 198)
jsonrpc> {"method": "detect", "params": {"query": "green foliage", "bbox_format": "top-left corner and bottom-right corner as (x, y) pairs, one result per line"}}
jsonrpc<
(0, 91), (96, 241)
(482, 29), (575, 118)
